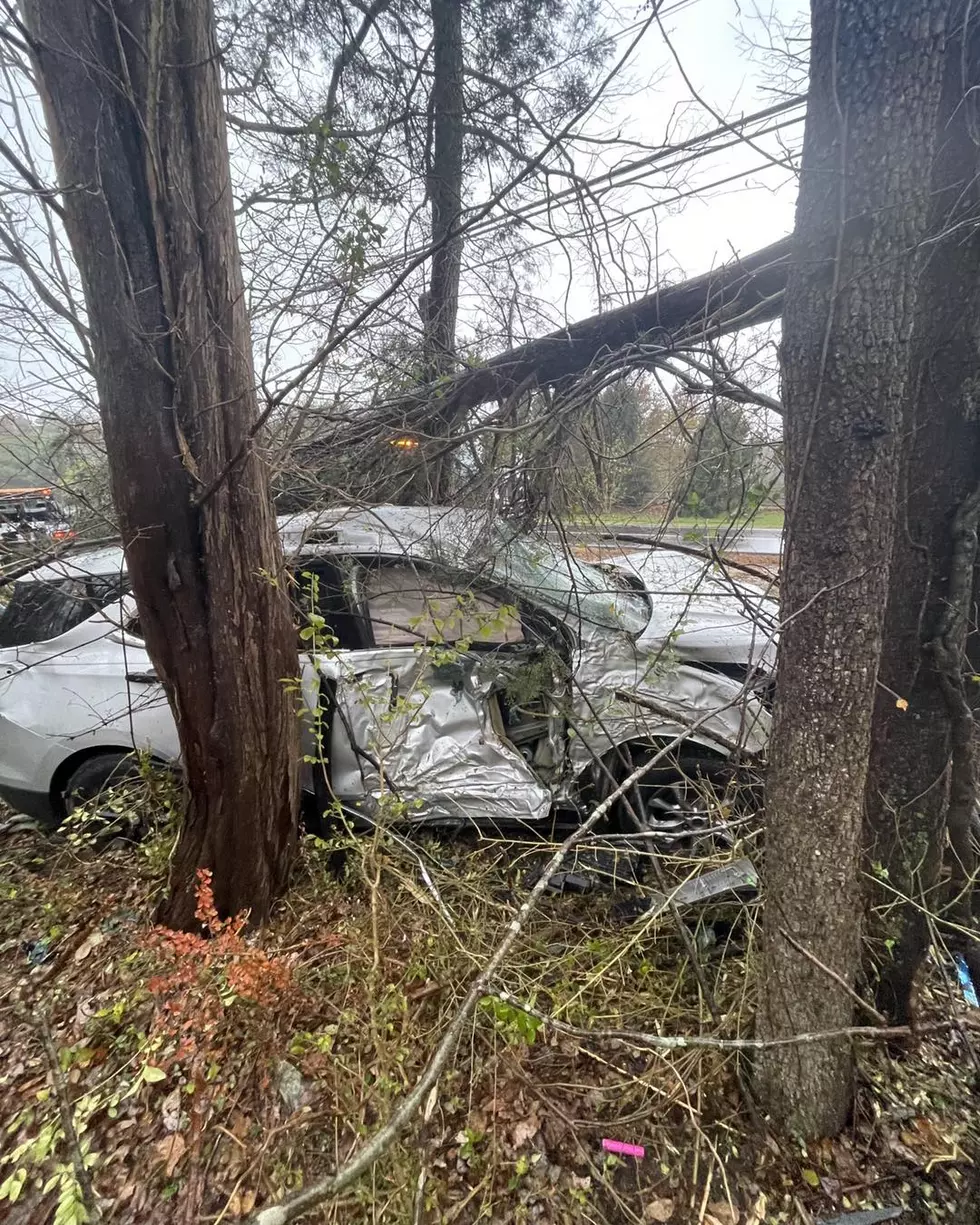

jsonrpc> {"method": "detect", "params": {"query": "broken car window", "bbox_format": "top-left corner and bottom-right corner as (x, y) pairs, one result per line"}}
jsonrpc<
(0, 576), (127, 648)
(293, 559), (365, 650)
(363, 564), (525, 648)
(489, 533), (649, 635)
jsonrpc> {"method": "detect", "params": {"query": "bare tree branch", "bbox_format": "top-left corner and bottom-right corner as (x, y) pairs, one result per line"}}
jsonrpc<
(248, 713), (740, 1225)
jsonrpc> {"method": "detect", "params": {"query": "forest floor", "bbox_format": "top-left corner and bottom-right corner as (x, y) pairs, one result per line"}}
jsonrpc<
(0, 806), (977, 1225)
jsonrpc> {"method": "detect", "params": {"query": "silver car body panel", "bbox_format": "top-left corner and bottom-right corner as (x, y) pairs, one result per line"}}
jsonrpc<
(568, 631), (768, 772)
(611, 549), (779, 672)
(0, 598), (178, 799)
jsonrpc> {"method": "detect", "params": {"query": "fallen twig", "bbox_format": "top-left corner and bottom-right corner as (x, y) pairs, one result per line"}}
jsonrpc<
(488, 989), (975, 1051)
(14, 978), (103, 1223)
(778, 926), (888, 1027)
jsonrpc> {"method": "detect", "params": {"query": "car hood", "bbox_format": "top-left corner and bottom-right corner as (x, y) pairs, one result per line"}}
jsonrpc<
(607, 549), (778, 671)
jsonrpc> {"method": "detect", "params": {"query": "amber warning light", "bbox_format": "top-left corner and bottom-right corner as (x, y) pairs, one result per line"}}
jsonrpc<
(388, 436), (419, 450)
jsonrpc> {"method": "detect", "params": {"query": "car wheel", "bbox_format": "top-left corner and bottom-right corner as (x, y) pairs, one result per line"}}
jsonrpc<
(596, 742), (735, 854)
(60, 752), (151, 841)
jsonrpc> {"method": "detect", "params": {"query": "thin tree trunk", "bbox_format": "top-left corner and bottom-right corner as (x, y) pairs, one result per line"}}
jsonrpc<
(755, 0), (950, 1136)
(865, 11), (980, 1024)
(425, 0), (464, 380)
(416, 0), (464, 501)
(930, 482), (980, 977)
(24, 0), (300, 927)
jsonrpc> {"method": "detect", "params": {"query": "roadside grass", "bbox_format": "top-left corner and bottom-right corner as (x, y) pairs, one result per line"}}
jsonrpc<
(578, 510), (785, 530)
(0, 800), (976, 1224)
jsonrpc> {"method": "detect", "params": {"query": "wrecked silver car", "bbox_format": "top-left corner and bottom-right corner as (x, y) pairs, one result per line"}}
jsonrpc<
(0, 506), (773, 833)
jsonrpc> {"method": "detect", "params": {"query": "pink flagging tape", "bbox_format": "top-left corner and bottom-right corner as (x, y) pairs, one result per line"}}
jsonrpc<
(602, 1138), (645, 1160)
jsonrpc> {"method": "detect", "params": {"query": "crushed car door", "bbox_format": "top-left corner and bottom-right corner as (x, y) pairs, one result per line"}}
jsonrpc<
(313, 560), (555, 826)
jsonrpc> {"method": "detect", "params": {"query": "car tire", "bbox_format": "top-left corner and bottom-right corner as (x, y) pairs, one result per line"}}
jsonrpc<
(59, 752), (155, 844)
(594, 742), (733, 850)
(62, 752), (142, 813)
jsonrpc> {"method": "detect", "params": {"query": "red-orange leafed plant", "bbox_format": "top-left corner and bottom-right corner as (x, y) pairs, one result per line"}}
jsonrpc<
(144, 869), (292, 1064)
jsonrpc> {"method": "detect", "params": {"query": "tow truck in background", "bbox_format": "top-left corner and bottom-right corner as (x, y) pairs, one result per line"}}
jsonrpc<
(0, 487), (74, 556)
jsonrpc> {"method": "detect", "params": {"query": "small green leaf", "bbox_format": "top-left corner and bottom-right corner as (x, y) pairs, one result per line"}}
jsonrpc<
(141, 1065), (167, 1084)
(802, 1168), (820, 1188)
(0, 1168), (27, 1203)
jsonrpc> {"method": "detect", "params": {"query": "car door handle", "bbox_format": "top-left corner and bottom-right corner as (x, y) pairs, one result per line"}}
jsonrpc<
(125, 671), (158, 684)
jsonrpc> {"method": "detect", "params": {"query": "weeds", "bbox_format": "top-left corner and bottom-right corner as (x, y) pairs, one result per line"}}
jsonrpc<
(144, 868), (294, 1061)
(0, 816), (977, 1223)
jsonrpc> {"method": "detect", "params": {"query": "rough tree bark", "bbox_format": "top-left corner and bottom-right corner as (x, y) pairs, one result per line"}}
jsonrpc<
(755, 0), (950, 1136)
(425, 0), (464, 381)
(414, 0), (464, 501)
(23, 0), (300, 927)
(865, 10), (980, 1025)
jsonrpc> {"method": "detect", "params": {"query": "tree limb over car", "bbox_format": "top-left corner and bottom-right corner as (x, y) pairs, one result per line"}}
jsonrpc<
(389, 237), (792, 428)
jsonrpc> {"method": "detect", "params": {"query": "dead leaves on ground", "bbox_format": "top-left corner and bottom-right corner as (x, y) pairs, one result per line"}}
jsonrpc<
(1, 830), (978, 1225)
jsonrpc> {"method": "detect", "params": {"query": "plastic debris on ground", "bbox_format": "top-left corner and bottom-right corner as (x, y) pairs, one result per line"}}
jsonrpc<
(815, 1207), (904, 1225)
(523, 847), (644, 895)
(954, 953), (978, 1007)
(22, 936), (54, 965)
(602, 1138), (645, 1159)
(611, 857), (758, 923)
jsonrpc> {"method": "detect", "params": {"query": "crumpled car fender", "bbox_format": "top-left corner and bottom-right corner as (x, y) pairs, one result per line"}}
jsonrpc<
(567, 655), (769, 773)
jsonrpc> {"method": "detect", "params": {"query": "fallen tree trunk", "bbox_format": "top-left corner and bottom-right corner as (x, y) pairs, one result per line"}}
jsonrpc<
(392, 236), (792, 425)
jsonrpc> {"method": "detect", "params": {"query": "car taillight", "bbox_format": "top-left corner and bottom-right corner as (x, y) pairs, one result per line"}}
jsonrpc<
(51, 529), (75, 542)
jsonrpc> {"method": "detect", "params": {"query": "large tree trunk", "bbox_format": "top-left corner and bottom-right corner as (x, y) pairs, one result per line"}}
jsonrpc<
(754, 0), (950, 1136)
(24, 0), (300, 927)
(865, 11), (980, 1025)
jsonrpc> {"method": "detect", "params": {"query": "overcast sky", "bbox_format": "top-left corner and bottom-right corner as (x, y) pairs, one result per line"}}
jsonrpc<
(637, 0), (802, 259)
(521, 0), (805, 327)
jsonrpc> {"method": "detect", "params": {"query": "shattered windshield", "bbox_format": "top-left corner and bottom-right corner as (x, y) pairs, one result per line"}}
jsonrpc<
(487, 531), (649, 634)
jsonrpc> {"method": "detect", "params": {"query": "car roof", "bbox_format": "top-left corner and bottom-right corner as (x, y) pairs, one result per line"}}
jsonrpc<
(23, 544), (128, 584)
(15, 506), (485, 585)
(281, 505), (485, 559)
